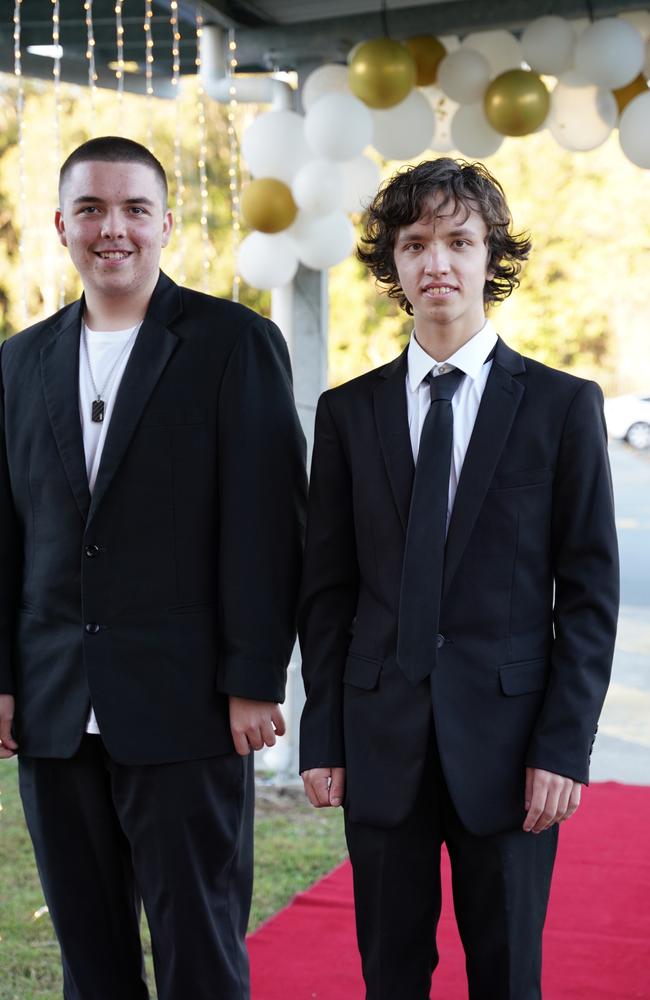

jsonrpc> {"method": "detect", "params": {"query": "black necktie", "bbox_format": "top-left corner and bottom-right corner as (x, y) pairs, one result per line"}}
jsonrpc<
(397, 367), (465, 684)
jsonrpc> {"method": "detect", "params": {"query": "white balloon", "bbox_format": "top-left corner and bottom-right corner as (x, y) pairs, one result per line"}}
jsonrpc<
(619, 90), (650, 168)
(437, 48), (491, 104)
(339, 155), (381, 213)
(238, 232), (298, 289)
(371, 89), (436, 160)
(301, 63), (350, 112)
(438, 34), (460, 54)
(289, 210), (355, 270)
(575, 18), (645, 89)
(521, 16), (576, 76)
(645, 39), (650, 78)
(291, 159), (344, 216)
(241, 110), (311, 184)
(618, 11), (650, 42)
(463, 30), (522, 77)
(422, 85), (459, 152)
(547, 72), (618, 152)
(304, 92), (373, 162)
(450, 103), (504, 158)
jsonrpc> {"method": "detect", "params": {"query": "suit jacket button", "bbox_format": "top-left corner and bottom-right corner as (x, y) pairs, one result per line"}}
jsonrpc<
(85, 623), (100, 634)
(436, 633), (446, 648)
(84, 544), (100, 558)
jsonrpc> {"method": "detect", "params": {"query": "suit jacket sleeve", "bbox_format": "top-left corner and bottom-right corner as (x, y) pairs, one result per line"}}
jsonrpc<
(215, 318), (307, 703)
(0, 342), (20, 695)
(525, 380), (619, 783)
(298, 392), (359, 773)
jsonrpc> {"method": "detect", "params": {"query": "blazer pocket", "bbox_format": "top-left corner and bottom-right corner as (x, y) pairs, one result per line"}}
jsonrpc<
(343, 653), (383, 691)
(489, 467), (552, 491)
(141, 406), (207, 427)
(499, 658), (548, 696)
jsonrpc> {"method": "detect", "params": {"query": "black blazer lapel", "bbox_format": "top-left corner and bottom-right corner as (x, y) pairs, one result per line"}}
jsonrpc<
(40, 299), (91, 521)
(373, 348), (414, 534)
(443, 338), (525, 599)
(87, 273), (182, 522)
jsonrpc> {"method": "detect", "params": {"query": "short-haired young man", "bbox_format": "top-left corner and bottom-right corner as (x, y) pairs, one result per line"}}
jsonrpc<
(299, 158), (618, 999)
(0, 136), (307, 1000)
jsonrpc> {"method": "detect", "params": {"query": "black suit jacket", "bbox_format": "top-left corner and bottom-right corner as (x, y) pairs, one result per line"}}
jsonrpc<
(299, 338), (619, 836)
(0, 272), (307, 764)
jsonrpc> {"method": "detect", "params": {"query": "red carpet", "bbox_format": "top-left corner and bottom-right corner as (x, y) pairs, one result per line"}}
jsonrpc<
(249, 782), (650, 998)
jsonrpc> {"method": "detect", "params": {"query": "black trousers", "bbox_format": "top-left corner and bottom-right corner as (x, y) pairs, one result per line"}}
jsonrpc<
(18, 735), (254, 1000)
(345, 733), (558, 1000)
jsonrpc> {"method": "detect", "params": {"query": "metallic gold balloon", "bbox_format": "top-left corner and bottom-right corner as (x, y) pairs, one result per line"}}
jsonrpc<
(484, 69), (550, 137)
(613, 73), (649, 114)
(240, 178), (297, 234)
(349, 38), (416, 109)
(404, 35), (446, 86)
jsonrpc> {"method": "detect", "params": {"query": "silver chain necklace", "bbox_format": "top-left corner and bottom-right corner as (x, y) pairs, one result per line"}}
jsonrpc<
(81, 321), (141, 423)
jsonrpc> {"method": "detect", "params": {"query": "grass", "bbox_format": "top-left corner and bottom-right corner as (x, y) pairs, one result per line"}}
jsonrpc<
(0, 759), (347, 1000)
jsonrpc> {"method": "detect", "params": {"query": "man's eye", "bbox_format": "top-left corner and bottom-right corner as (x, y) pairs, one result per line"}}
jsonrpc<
(130, 207), (145, 215)
(453, 240), (468, 248)
(81, 207), (98, 214)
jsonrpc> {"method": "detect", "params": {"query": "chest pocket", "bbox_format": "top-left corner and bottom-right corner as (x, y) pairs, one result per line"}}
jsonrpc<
(488, 466), (552, 492)
(140, 406), (206, 427)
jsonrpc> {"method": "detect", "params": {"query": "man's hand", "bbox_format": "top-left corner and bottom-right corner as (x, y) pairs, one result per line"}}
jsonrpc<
(228, 696), (286, 756)
(301, 767), (346, 808)
(523, 766), (581, 833)
(0, 695), (18, 759)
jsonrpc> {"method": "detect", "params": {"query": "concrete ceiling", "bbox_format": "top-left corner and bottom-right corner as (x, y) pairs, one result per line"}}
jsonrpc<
(1, 0), (649, 94)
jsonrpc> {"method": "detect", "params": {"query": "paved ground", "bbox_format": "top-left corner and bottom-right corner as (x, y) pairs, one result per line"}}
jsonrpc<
(590, 442), (650, 785)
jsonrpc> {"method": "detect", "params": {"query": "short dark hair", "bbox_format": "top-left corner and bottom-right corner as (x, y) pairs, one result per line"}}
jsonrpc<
(357, 158), (531, 313)
(59, 136), (168, 206)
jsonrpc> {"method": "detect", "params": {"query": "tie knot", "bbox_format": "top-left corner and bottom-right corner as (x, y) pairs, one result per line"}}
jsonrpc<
(426, 367), (464, 402)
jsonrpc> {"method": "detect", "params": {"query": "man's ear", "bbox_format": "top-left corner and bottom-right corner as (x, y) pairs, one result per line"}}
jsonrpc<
(161, 209), (173, 248)
(55, 209), (67, 247)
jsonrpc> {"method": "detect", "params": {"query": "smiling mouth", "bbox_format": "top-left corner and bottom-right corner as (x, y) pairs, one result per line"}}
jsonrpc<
(422, 284), (457, 296)
(94, 250), (132, 260)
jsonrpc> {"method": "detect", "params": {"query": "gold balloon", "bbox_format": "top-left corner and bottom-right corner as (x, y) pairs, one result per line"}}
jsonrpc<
(240, 178), (297, 234)
(404, 35), (446, 86)
(484, 69), (550, 137)
(613, 73), (649, 114)
(349, 38), (416, 109)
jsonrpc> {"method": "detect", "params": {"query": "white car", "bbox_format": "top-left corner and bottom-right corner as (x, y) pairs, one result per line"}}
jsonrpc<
(604, 393), (650, 450)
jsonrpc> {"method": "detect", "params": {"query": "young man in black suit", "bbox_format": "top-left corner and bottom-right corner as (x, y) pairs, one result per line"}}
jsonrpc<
(0, 137), (306, 1000)
(299, 158), (618, 999)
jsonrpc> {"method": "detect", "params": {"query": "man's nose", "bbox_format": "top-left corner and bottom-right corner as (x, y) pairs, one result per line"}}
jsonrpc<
(423, 246), (450, 274)
(100, 212), (126, 239)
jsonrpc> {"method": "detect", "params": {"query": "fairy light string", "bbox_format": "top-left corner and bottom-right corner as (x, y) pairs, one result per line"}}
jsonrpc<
(195, 11), (212, 291)
(84, 0), (97, 112)
(170, 0), (186, 283)
(52, 0), (65, 308)
(114, 0), (125, 109)
(227, 29), (241, 302)
(13, 0), (28, 324)
(143, 0), (154, 147)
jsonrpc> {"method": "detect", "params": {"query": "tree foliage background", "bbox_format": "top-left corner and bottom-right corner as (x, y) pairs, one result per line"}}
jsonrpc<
(1, 72), (650, 395)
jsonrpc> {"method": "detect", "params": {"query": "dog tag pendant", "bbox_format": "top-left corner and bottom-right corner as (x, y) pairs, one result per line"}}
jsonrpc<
(91, 399), (105, 423)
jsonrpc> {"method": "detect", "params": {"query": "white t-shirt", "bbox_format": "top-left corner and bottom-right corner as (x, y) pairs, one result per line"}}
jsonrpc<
(79, 319), (141, 733)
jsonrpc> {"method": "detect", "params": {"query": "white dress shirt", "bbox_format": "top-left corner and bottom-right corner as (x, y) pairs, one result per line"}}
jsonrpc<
(406, 320), (498, 530)
(79, 320), (141, 733)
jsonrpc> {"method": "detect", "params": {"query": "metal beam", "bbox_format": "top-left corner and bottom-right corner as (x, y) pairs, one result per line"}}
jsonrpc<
(227, 0), (650, 71)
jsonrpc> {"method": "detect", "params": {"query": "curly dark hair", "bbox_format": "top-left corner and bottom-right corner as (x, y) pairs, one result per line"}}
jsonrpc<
(357, 158), (531, 314)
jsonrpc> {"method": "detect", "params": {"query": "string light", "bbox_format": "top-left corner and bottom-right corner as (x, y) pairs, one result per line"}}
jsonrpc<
(114, 0), (125, 108)
(170, 0), (186, 283)
(13, 0), (28, 324)
(143, 0), (154, 147)
(226, 29), (241, 302)
(52, 0), (65, 308)
(84, 0), (97, 111)
(195, 11), (212, 291)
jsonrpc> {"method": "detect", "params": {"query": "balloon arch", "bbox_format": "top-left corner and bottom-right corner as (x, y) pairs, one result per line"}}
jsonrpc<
(236, 13), (650, 292)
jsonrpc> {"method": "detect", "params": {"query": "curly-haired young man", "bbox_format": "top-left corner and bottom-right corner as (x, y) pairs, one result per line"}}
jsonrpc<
(299, 158), (618, 999)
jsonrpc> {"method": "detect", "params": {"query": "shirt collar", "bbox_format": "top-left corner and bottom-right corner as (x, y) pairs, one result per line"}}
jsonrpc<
(407, 319), (498, 393)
